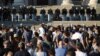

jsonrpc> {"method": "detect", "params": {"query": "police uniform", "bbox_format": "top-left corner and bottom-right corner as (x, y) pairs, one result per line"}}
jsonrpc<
(61, 8), (67, 21)
(86, 7), (91, 21)
(3, 7), (11, 21)
(32, 7), (37, 21)
(74, 8), (80, 20)
(80, 7), (86, 21)
(55, 8), (61, 21)
(22, 6), (28, 21)
(0, 7), (3, 21)
(11, 7), (16, 22)
(40, 8), (46, 22)
(48, 8), (53, 22)
(17, 6), (22, 21)
(91, 7), (96, 20)
(69, 8), (74, 21)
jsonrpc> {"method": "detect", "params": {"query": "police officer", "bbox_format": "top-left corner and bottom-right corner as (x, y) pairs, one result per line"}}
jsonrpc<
(11, 7), (16, 22)
(74, 7), (80, 21)
(48, 8), (53, 22)
(22, 5), (28, 21)
(80, 7), (86, 21)
(86, 7), (91, 21)
(32, 6), (37, 21)
(69, 8), (74, 21)
(61, 8), (67, 21)
(40, 8), (46, 22)
(17, 6), (23, 21)
(91, 7), (96, 20)
(55, 8), (61, 21)
(3, 7), (11, 21)
(0, 7), (3, 21)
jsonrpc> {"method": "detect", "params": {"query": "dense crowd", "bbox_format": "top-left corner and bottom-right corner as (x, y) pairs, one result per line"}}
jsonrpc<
(0, 5), (97, 22)
(0, 23), (100, 56)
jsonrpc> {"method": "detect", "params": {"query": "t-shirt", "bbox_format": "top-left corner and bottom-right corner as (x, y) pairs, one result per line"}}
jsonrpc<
(75, 50), (87, 56)
(39, 27), (45, 37)
(55, 47), (67, 56)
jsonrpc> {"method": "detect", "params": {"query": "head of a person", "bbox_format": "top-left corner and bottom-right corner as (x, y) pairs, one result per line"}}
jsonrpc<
(64, 38), (69, 45)
(3, 40), (10, 48)
(36, 43), (43, 52)
(34, 32), (39, 37)
(58, 40), (63, 48)
(75, 42), (83, 51)
(66, 49), (75, 56)
(63, 31), (70, 37)
(18, 42), (25, 50)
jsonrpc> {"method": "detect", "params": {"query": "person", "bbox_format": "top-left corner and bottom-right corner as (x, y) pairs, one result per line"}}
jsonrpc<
(2, 40), (13, 56)
(3, 7), (11, 21)
(35, 43), (47, 56)
(22, 27), (32, 43)
(31, 6), (37, 21)
(11, 7), (16, 22)
(86, 7), (91, 21)
(69, 8), (74, 21)
(22, 5), (28, 21)
(80, 7), (86, 21)
(75, 42), (87, 56)
(55, 40), (67, 56)
(0, 7), (3, 21)
(40, 8), (46, 22)
(38, 24), (45, 37)
(17, 6), (23, 21)
(14, 42), (30, 56)
(91, 7), (97, 20)
(54, 8), (61, 21)
(48, 8), (53, 22)
(61, 8), (67, 21)
(74, 7), (80, 21)
(31, 32), (39, 50)
(66, 49), (75, 56)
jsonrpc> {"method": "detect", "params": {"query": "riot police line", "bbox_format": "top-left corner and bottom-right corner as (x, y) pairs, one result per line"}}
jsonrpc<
(0, 6), (97, 22)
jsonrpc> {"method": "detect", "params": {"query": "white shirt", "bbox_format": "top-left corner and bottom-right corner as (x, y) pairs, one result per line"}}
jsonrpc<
(36, 51), (47, 56)
(71, 32), (83, 42)
(39, 27), (45, 37)
(75, 50), (87, 56)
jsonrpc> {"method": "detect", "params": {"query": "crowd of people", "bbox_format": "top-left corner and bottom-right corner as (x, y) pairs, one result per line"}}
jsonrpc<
(0, 23), (100, 56)
(0, 5), (97, 22)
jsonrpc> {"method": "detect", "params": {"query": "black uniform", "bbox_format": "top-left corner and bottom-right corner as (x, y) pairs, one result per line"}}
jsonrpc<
(33, 8), (37, 15)
(69, 8), (74, 15)
(74, 8), (79, 15)
(22, 6), (28, 19)
(11, 7), (16, 14)
(54, 8), (61, 20)
(86, 7), (91, 15)
(48, 9), (53, 14)
(80, 8), (85, 15)
(0, 7), (3, 21)
(91, 8), (96, 20)
(3, 7), (11, 21)
(40, 9), (46, 14)
(62, 8), (67, 15)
